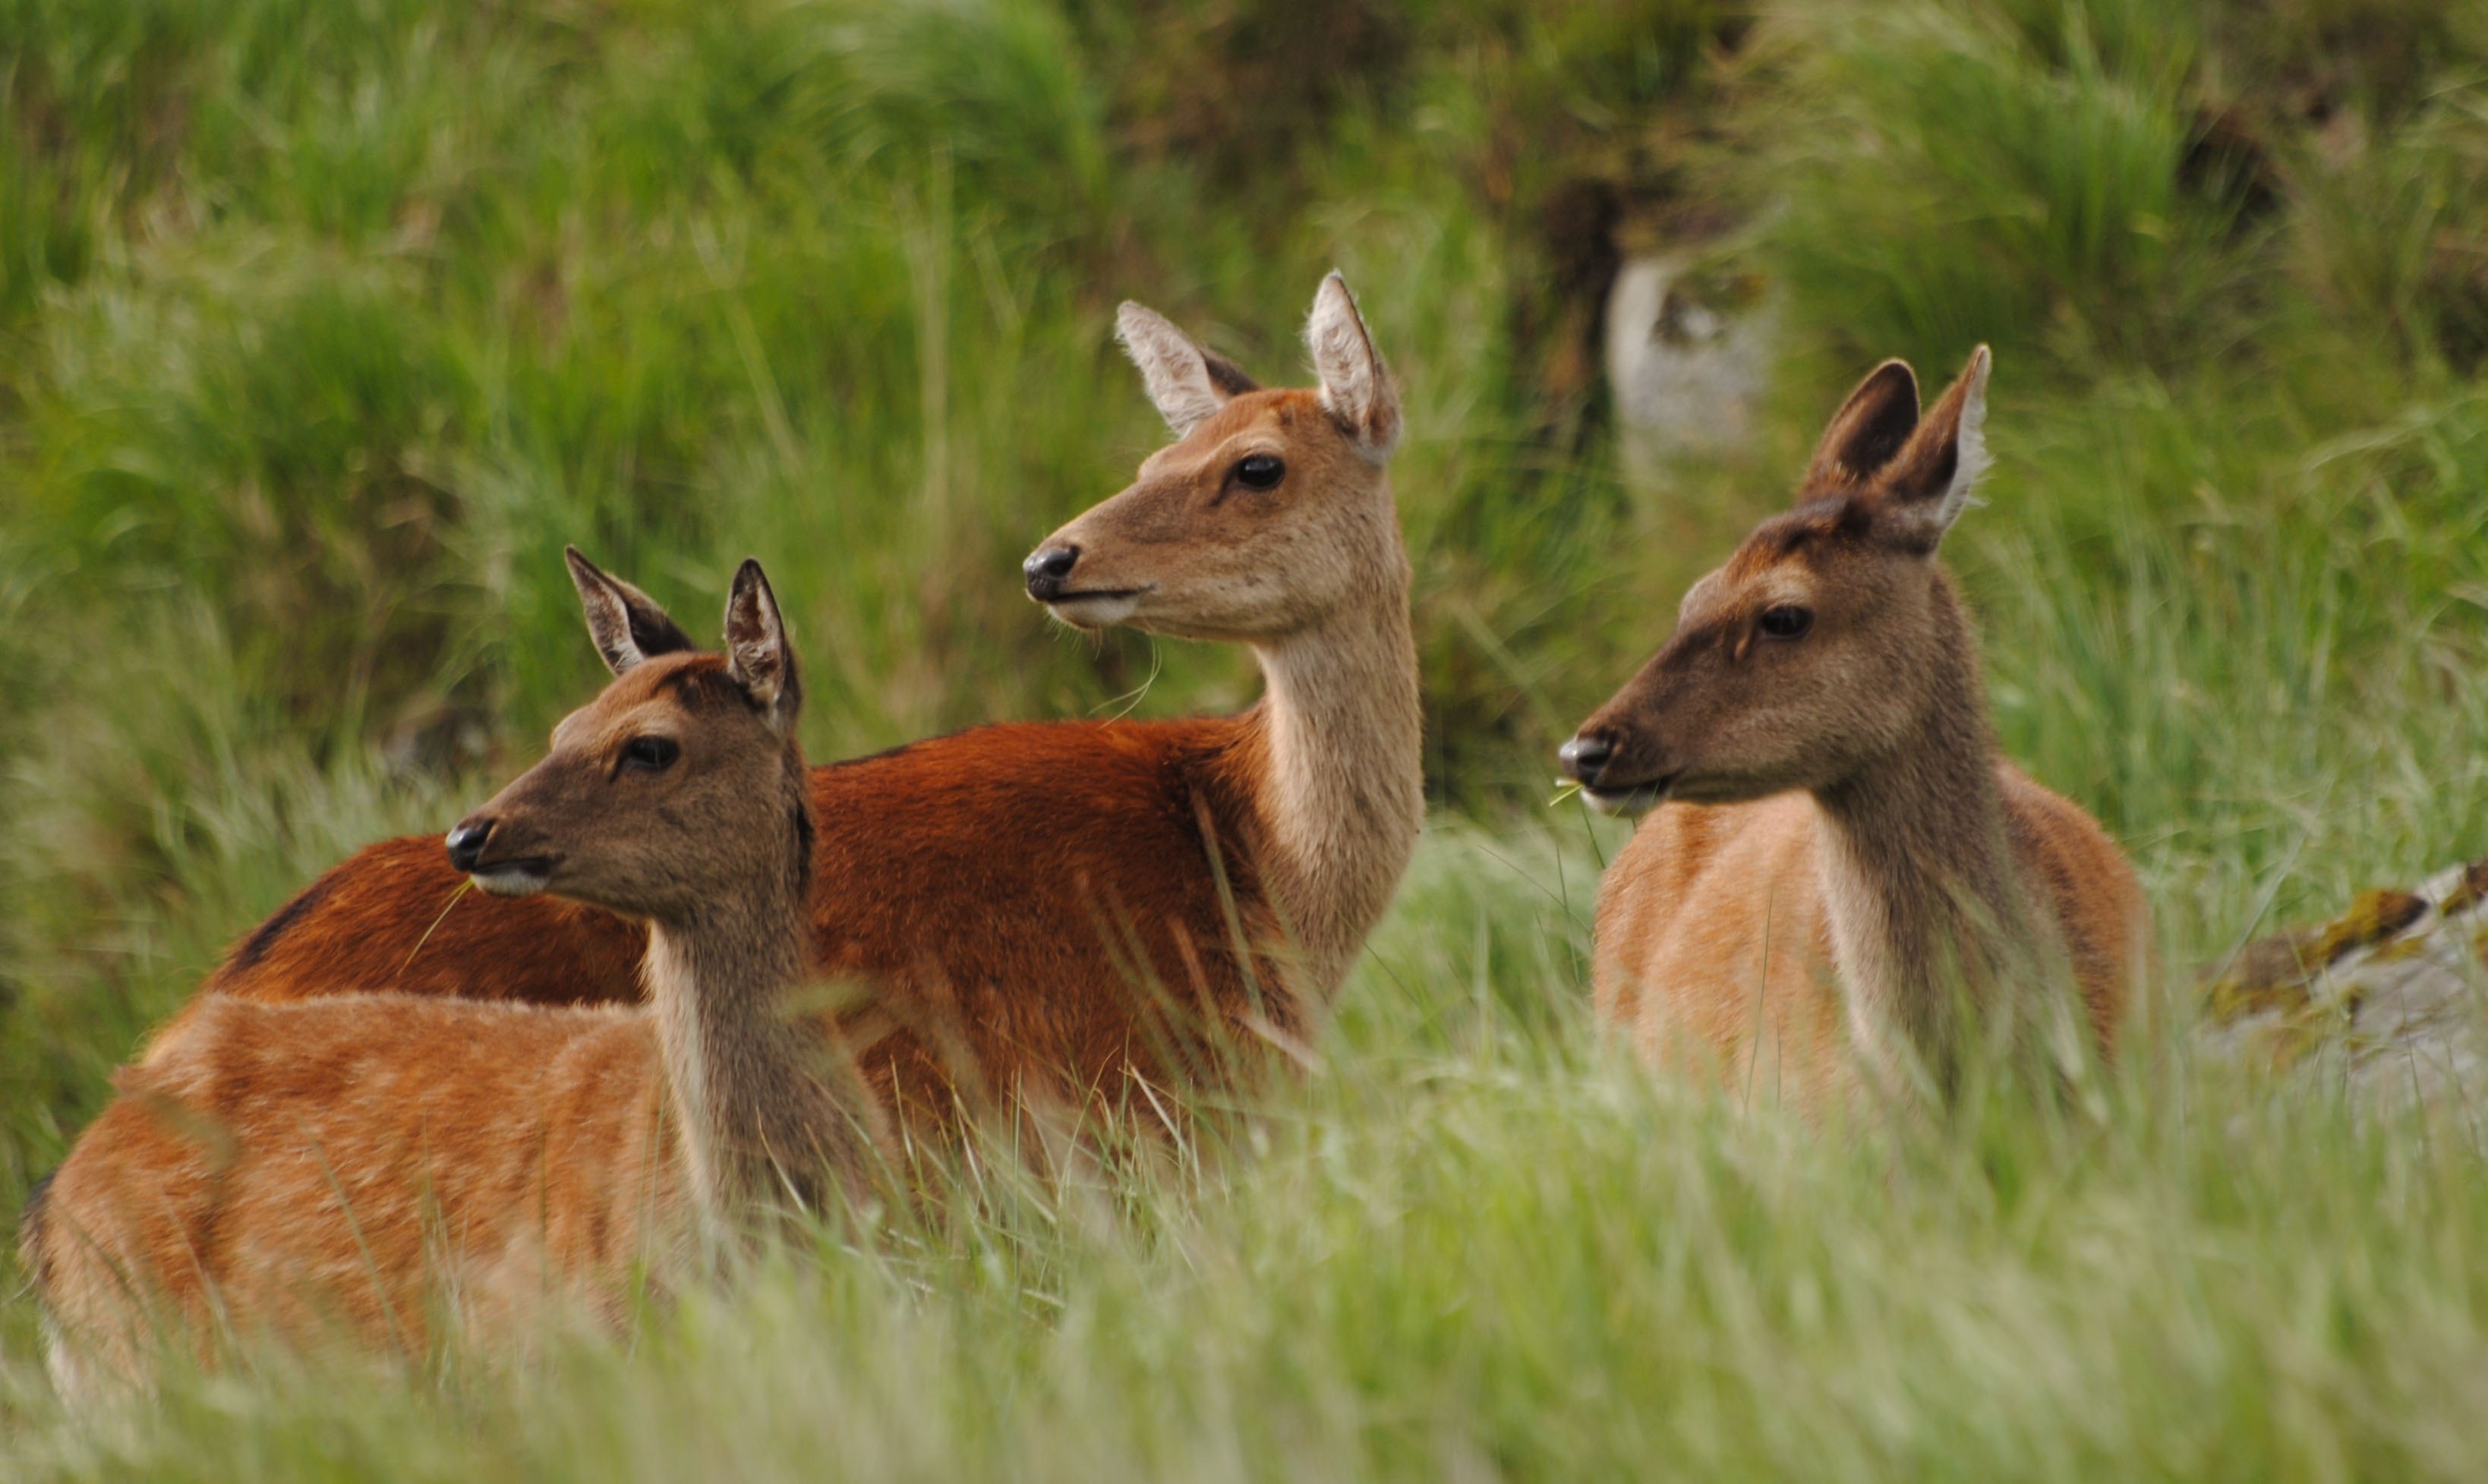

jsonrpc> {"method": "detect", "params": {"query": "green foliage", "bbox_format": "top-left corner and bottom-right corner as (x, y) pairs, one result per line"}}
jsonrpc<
(2, 0), (2486, 1471)
(1767, 2), (2237, 372)
(9, 969), (2488, 1479)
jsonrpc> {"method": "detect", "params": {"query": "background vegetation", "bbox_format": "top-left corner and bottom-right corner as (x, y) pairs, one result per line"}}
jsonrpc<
(2, 0), (2486, 1473)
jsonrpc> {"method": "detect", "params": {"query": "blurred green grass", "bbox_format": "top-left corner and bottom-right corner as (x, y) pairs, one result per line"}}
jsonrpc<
(3, 0), (2487, 1472)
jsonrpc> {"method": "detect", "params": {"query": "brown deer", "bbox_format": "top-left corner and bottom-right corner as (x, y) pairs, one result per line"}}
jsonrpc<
(25, 559), (881, 1396)
(159, 273), (1424, 1136)
(1558, 348), (2146, 1106)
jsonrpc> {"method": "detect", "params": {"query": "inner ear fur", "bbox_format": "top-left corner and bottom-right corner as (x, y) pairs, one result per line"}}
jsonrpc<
(1306, 271), (1402, 460)
(1199, 346), (1260, 399)
(1802, 360), (1920, 493)
(1863, 345), (1994, 550)
(724, 558), (803, 731)
(1118, 301), (1247, 437)
(566, 546), (695, 676)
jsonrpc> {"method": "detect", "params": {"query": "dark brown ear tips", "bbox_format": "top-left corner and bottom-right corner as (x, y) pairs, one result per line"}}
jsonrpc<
(1862, 347), (1994, 550)
(1802, 359), (1922, 493)
(724, 558), (801, 728)
(566, 547), (695, 675)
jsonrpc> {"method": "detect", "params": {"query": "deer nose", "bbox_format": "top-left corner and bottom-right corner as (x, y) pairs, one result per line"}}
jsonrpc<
(445, 819), (495, 874)
(1023, 544), (1079, 602)
(1559, 733), (1614, 788)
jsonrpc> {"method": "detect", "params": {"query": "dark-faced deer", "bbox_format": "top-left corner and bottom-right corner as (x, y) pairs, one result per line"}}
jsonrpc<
(1559, 348), (2147, 1107)
(157, 273), (1423, 1135)
(26, 559), (880, 1397)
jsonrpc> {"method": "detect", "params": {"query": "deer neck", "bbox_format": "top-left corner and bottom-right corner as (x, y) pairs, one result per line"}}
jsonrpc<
(1809, 597), (2048, 1089)
(1241, 543), (1425, 998)
(641, 830), (854, 1226)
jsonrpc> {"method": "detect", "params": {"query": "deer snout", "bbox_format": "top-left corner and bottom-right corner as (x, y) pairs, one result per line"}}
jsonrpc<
(445, 818), (494, 874)
(1023, 544), (1079, 601)
(1558, 732), (1615, 788)
(448, 811), (557, 896)
(1559, 719), (1678, 816)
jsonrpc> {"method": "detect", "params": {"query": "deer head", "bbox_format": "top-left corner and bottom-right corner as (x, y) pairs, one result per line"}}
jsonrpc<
(1022, 272), (1409, 642)
(1560, 347), (1995, 813)
(445, 549), (809, 918)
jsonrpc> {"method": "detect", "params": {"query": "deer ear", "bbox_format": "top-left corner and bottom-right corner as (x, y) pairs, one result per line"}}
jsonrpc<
(566, 547), (694, 676)
(1117, 301), (1248, 437)
(1802, 360), (1921, 493)
(724, 559), (801, 733)
(1868, 346), (1992, 553)
(1307, 271), (1401, 462)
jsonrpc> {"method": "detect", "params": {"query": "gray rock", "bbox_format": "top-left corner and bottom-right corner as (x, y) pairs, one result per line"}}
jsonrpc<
(1604, 253), (1776, 480)
(2202, 859), (2488, 1110)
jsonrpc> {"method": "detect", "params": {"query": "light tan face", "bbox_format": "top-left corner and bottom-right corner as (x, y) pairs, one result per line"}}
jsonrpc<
(1030, 389), (1401, 641)
(1024, 273), (1405, 643)
(1559, 347), (1996, 813)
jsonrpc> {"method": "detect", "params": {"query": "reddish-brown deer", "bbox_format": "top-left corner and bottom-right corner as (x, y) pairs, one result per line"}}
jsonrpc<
(25, 559), (881, 1397)
(159, 273), (1424, 1136)
(1559, 348), (2146, 1107)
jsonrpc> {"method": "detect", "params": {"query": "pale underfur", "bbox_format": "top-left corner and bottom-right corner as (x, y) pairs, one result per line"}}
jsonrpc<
(640, 868), (860, 1230)
(1245, 546), (1425, 996)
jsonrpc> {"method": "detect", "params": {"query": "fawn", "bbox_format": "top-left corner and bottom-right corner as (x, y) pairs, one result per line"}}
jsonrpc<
(1559, 348), (2146, 1105)
(25, 559), (880, 1396)
(160, 273), (1424, 1134)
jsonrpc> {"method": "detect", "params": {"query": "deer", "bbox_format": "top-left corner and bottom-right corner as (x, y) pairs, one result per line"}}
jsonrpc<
(24, 558), (885, 1397)
(153, 272), (1424, 1139)
(1557, 348), (2147, 1108)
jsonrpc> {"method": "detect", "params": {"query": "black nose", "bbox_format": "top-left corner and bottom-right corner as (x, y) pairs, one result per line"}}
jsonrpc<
(445, 819), (494, 874)
(1558, 733), (1613, 787)
(1023, 544), (1079, 602)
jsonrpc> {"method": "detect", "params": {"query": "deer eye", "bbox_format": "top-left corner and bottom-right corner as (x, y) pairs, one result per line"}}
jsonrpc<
(621, 736), (680, 772)
(1233, 454), (1285, 490)
(1758, 605), (1814, 640)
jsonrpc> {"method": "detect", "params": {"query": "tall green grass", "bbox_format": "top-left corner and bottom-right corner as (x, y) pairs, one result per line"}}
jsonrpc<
(9, 855), (2488, 1479)
(2, 0), (2486, 1472)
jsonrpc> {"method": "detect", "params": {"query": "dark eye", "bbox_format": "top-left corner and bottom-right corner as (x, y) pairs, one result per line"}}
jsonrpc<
(622, 736), (680, 772)
(1758, 606), (1814, 640)
(1233, 454), (1285, 490)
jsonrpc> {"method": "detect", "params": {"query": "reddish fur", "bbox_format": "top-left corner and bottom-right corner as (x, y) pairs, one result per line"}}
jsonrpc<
(41, 996), (678, 1384)
(163, 276), (1423, 1141)
(174, 717), (1288, 1134)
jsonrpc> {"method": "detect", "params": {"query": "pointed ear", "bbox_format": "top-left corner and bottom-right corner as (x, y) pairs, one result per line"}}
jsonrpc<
(1306, 271), (1401, 462)
(566, 546), (694, 676)
(1117, 301), (1251, 437)
(1802, 360), (1921, 493)
(1867, 345), (1992, 553)
(723, 559), (801, 733)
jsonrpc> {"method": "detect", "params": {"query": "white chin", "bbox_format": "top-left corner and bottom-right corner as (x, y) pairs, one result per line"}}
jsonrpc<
(471, 870), (549, 897)
(1581, 783), (1669, 818)
(1045, 594), (1141, 630)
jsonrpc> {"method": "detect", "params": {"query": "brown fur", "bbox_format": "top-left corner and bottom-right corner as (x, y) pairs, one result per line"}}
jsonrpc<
(31, 564), (881, 1394)
(39, 995), (676, 1393)
(164, 275), (1424, 1139)
(1566, 349), (2148, 1107)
